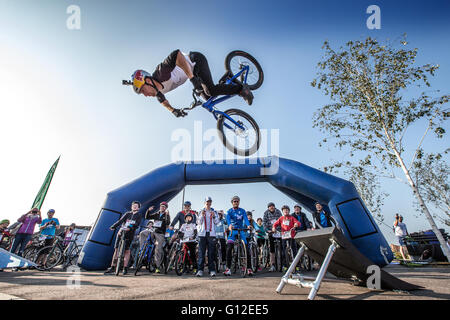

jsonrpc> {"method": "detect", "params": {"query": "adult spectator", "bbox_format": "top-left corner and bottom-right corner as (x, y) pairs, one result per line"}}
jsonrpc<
(35, 209), (60, 267)
(393, 214), (409, 260)
(224, 196), (253, 277)
(104, 201), (142, 275)
(262, 202), (282, 272)
(0, 219), (11, 250)
(312, 202), (332, 229)
(196, 197), (220, 277)
(63, 223), (76, 247)
(292, 205), (311, 232)
(145, 202), (171, 273)
(170, 201), (197, 230)
(10, 208), (42, 256)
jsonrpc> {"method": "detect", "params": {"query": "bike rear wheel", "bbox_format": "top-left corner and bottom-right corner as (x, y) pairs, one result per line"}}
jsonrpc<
(225, 51), (264, 90)
(217, 109), (260, 157)
(238, 240), (247, 277)
(275, 241), (282, 272)
(249, 242), (258, 273)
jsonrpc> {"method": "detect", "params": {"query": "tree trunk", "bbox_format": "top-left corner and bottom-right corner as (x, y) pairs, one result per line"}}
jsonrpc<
(394, 150), (450, 262)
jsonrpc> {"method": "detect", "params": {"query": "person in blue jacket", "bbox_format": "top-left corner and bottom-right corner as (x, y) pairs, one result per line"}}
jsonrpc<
(224, 196), (254, 277)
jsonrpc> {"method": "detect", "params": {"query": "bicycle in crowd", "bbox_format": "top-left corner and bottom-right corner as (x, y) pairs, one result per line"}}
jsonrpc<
(35, 233), (83, 271)
(134, 226), (157, 276)
(174, 239), (198, 276)
(229, 228), (250, 277)
(247, 229), (259, 273)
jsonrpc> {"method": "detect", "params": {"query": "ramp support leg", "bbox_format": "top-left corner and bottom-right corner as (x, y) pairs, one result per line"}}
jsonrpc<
(307, 239), (338, 300)
(276, 243), (306, 294)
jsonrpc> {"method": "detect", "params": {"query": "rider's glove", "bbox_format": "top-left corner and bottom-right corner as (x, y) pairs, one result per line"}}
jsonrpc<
(172, 108), (184, 118)
(190, 76), (203, 92)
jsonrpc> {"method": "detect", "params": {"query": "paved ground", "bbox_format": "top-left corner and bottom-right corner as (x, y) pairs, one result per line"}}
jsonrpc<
(0, 264), (449, 300)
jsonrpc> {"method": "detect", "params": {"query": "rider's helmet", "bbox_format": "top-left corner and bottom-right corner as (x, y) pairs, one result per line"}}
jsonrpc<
(131, 200), (141, 209)
(267, 202), (275, 208)
(281, 205), (290, 212)
(183, 201), (191, 207)
(231, 196), (240, 203)
(160, 201), (168, 208)
(185, 212), (193, 221)
(131, 69), (152, 94)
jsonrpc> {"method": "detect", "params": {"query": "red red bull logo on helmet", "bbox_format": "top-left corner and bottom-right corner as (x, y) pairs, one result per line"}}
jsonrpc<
(134, 70), (143, 81)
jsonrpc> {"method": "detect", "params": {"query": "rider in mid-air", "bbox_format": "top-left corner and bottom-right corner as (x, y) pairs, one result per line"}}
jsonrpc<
(128, 50), (254, 118)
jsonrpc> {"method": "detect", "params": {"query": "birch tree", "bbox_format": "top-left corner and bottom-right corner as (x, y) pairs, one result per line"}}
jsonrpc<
(311, 36), (450, 261)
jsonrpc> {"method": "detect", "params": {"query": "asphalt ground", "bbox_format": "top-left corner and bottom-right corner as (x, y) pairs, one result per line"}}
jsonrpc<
(0, 264), (449, 300)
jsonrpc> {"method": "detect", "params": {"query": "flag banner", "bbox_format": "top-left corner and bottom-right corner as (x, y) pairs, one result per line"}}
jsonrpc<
(31, 156), (60, 210)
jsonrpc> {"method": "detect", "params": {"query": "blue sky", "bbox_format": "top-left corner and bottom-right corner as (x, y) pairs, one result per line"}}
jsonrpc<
(0, 0), (449, 243)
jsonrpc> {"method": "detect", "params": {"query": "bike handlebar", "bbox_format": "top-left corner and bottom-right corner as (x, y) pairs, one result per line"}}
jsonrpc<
(180, 90), (204, 116)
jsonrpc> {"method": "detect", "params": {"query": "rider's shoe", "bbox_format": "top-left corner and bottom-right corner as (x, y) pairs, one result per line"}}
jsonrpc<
(247, 269), (254, 277)
(104, 267), (115, 275)
(224, 268), (232, 276)
(257, 267), (262, 272)
(239, 84), (253, 106)
(122, 267), (128, 275)
(269, 265), (276, 272)
(196, 270), (204, 277)
(155, 268), (161, 274)
(192, 268), (197, 274)
(210, 271), (216, 277)
(282, 266), (288, 273)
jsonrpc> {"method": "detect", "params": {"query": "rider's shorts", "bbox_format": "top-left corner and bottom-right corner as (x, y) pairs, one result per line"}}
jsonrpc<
(227, 230), (248, 245)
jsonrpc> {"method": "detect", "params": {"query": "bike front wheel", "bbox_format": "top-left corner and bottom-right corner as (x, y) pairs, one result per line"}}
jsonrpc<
(115, 239), (125, 276)
(175, 251), (186, 276)
(225, 50), (264, 90)
(217, 109), (260, 157)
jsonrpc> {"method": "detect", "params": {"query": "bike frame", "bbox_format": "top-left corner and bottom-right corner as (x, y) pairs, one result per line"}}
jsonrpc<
(194, 66), (250, 131)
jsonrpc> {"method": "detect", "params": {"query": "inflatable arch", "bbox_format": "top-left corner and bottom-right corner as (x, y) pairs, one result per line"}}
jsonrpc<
(79, 156), (393, 270)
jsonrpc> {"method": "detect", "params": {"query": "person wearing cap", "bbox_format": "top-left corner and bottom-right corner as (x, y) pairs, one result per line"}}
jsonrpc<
(0, 219), (11, 250)
(10, 208), (42, 257)
(262, 202), (282, 272)
(292, 205), (311, 232)
(272, 205), (300, 272)
(196, 196), (220, 277)
(63, 223), (77, 247)
(312, 203), (332, 229)
(224, 196), (254, 276)
(34, 209), (61, 267)
(143, 202), (171, 273)
(393, 213), (409, 260)
(170, 201), (197, 231)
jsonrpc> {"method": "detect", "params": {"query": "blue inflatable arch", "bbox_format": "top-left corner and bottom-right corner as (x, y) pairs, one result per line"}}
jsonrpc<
(79, 156), (393, 270)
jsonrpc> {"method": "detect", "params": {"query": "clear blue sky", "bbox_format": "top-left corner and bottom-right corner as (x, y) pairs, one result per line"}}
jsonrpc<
(0, 0), (448, 243)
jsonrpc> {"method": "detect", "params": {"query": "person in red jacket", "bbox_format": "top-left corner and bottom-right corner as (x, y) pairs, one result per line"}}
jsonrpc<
(272, 205), (300, 271)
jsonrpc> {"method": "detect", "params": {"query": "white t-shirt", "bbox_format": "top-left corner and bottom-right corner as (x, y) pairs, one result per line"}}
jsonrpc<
(394, 222), (407, 236)
(159, 53), (195, 94)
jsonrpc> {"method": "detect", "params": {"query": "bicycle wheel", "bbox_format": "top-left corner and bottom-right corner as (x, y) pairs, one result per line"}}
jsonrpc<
(134, 244), (148, 276)
(251, 243), (259, 273)
(115, 239), (125, 276)
(37, 246), (63, 270)
(23, 246), (38, 262)
(217, 109), (260, 157)
(225, 50), (264, 90)
(238, 240), (247, 277)
(166, 244), (178, 273)
(175, 251), (186, 276)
